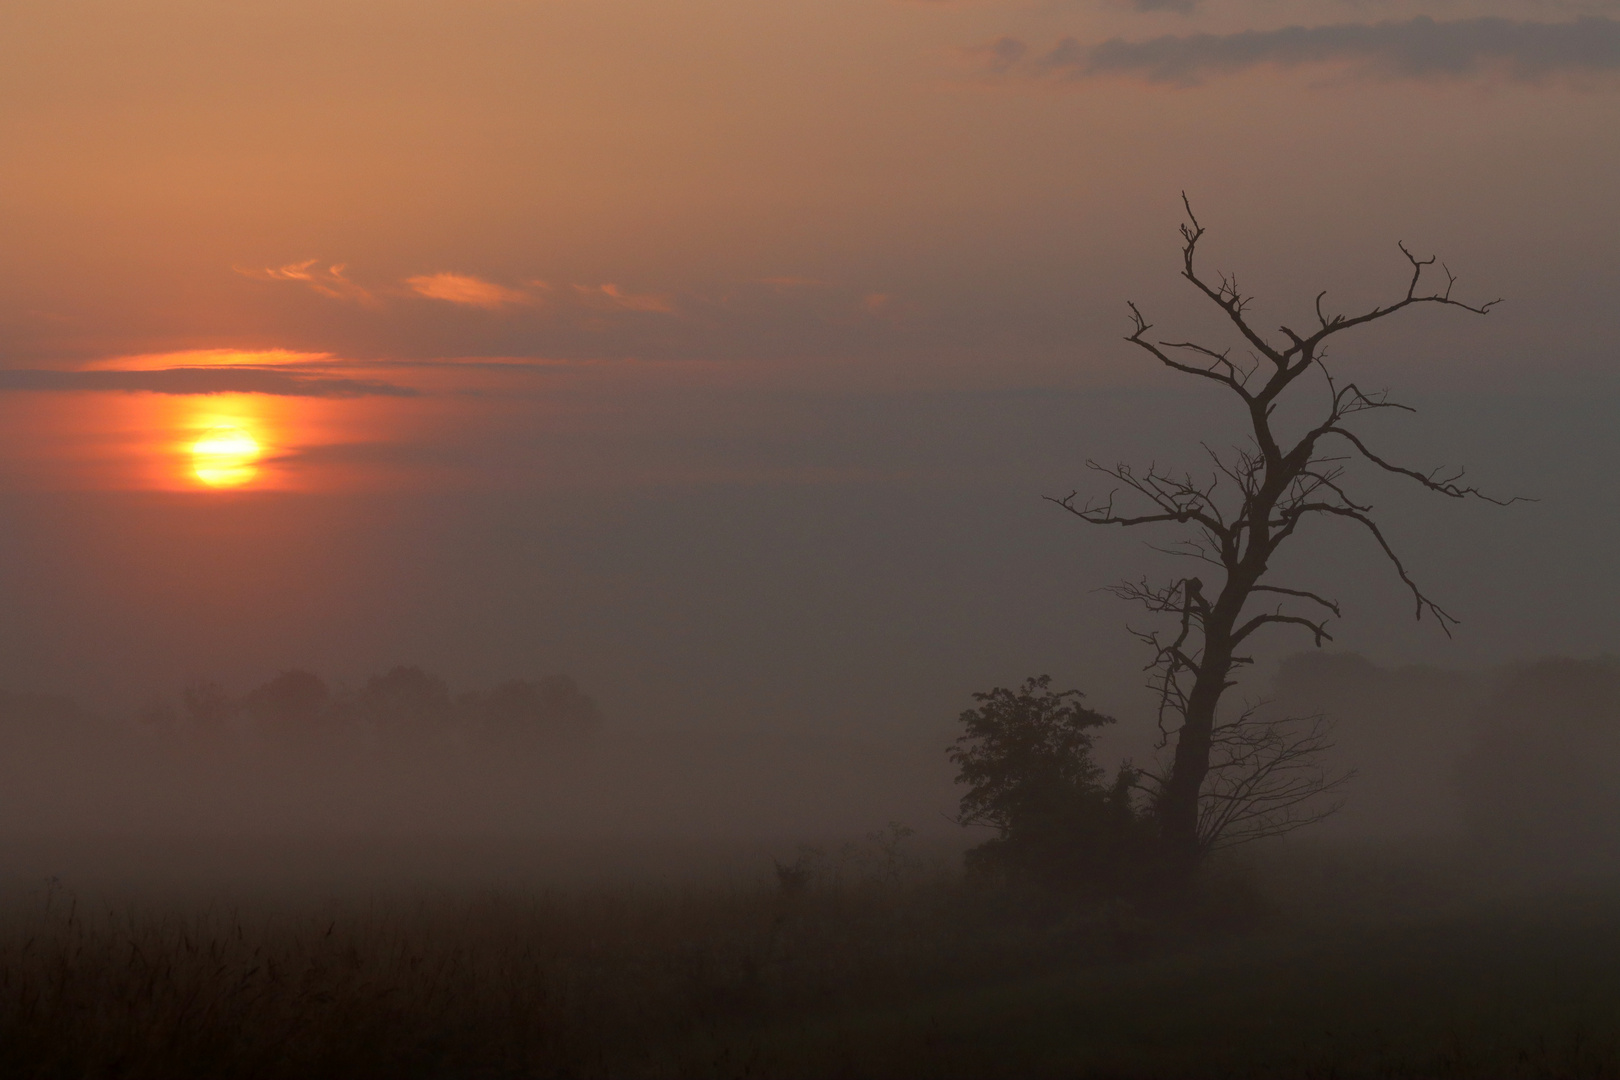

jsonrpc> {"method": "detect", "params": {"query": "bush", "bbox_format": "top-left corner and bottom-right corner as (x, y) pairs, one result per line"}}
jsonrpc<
(949, 676), (1155, 895)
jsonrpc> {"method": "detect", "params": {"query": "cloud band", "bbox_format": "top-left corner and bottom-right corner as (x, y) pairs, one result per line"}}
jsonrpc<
(1009, 16), (1620, 85)
(0, 368), (418, 398)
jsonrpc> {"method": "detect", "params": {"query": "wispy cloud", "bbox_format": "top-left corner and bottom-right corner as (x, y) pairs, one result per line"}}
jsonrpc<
(979, 16), (1620, 85)
(236, 260), (376, 304)
(758, 276), (832, 291)
(572, 283), (677, 314)
(0, 368), (418, 398)
(406, 273), (532, 309)
(86, 348), (333, 371)
(960, 36), (1028, 74)
(1130, 0), (1199, 15)
(238, 261), (681, 320)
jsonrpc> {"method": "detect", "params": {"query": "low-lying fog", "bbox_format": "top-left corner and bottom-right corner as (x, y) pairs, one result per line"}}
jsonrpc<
(2, 651), (1615, 896)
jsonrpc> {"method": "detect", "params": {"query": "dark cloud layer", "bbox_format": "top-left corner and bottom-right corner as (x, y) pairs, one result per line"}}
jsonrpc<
(0, 368), (418, 398)
(1018, 16), (1620, 85)
(1131, 0), (1199, 17)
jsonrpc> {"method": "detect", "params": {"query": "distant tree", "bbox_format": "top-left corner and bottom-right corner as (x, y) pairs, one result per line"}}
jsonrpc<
(1460, 657), (1620, 861)
(1269, 652), (1483, 836)
(1053, 197), (1516, 874)
(353, 665), (454, 744)
(949, 676), (1151, 893)
(181, 680), (235, 733)
(243, 669), (330, 733)
(460, 674), (601, 746)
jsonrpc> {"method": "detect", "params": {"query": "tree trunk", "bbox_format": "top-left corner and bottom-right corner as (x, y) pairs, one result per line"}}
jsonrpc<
(1157, 590), (1247, 868)
(1156, 654), (1226, 863)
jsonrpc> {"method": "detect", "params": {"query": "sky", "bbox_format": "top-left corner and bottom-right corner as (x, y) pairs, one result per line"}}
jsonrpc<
(1, 0), (1618, 754)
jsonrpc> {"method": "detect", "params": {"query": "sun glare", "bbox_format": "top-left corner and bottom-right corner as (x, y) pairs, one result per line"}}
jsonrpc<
(191, 426), (262, 488)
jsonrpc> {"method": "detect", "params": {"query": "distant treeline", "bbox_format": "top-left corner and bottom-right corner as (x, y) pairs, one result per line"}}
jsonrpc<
(0, 668), (606, 836)
(0, 665), (600, 758)
(0, 665), (951, 839)
(1274, 653), (1620, 865)
(1, 655), (1617, 858)
(135, 666), (601, 749)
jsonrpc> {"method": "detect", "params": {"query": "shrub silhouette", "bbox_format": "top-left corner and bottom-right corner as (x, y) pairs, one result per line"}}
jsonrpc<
(950, 676), (1153, 894)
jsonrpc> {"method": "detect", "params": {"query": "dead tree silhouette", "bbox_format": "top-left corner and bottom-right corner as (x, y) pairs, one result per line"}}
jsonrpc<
(1052, 196), (1519, 872)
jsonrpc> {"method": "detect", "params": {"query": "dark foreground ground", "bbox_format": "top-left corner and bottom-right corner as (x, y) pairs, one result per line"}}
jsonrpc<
(719, 885), (1620, 1079)
(0, 838), (1616, 1079)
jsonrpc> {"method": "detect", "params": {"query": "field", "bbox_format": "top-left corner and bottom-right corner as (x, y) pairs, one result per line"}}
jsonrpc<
(1, 839), (1617, 1079)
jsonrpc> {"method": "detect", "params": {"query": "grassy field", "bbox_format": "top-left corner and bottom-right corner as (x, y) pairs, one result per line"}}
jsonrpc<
(1, 841), (1617, 1078)
(688, 886), (1620, 1078)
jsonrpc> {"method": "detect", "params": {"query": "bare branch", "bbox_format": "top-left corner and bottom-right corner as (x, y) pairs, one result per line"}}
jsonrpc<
(1324, 426), (1528, 506)
(1144, 539), (1225, 569)
(1232, 611), (1333, 647)
(1045, 491), (1216, 532)
(1296, 242), (1501, 364)
(1249, 584), (1341, 616)
(1159, 339), (1258, 387)
(1333, 381), (1415, 418)
(1194, 710), (1352, 851)
(1132, 708), (1351, 852)
(1045, 461), (1232, 537)
(1304, 503), (1460, 633)
(1177, 193), (1289, 370)
(1285, 467), (1370, 515)
(1125, 302), (1255, 398)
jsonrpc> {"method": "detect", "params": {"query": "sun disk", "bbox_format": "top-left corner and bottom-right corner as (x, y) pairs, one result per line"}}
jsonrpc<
(191, 426), (261, 487)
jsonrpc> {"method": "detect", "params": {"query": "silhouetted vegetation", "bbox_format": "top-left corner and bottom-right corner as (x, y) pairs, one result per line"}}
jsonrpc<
(2, 652), (1620, 1075)
(1462, 657), (1620, 863)
(2, 843), (1620, 1078)
(463, 675), (602, 747)
(242, 669), (330, 731)
(1053, 199), (1516, 875)
(1268, 653), (1481, 837)
(0, 665), (610, 840)
(1265, 651), (1620, 868)
(0, 828), (1163, 1080)
(139, 664), (601, 752)
(948, 676), (1356, 900)
(949, 676), (1154, 896)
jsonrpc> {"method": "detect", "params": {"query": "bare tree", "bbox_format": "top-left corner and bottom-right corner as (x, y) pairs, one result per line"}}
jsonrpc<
(1134, 706), (1351, 854)
(1052, 196), (1517, 871)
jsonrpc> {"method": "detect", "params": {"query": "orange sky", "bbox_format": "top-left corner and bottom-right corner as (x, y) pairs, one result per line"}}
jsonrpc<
(0, 0), (1617, 714)
(4, 1), (1619, 493)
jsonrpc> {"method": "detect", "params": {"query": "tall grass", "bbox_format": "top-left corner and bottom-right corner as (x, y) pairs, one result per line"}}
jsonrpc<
(0, 843), (1141, 1079)
(6, 841), (1615, 1078)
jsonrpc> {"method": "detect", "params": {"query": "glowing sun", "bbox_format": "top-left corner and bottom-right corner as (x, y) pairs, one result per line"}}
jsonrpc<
(191, 426), (262, 487)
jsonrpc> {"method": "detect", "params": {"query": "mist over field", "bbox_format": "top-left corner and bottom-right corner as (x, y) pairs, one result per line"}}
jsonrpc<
(8, 0), (1620, 1073)
(4, 644), (1620, 1075)
(0, 663), (962, 893)
(2, 650), (1616, 883)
